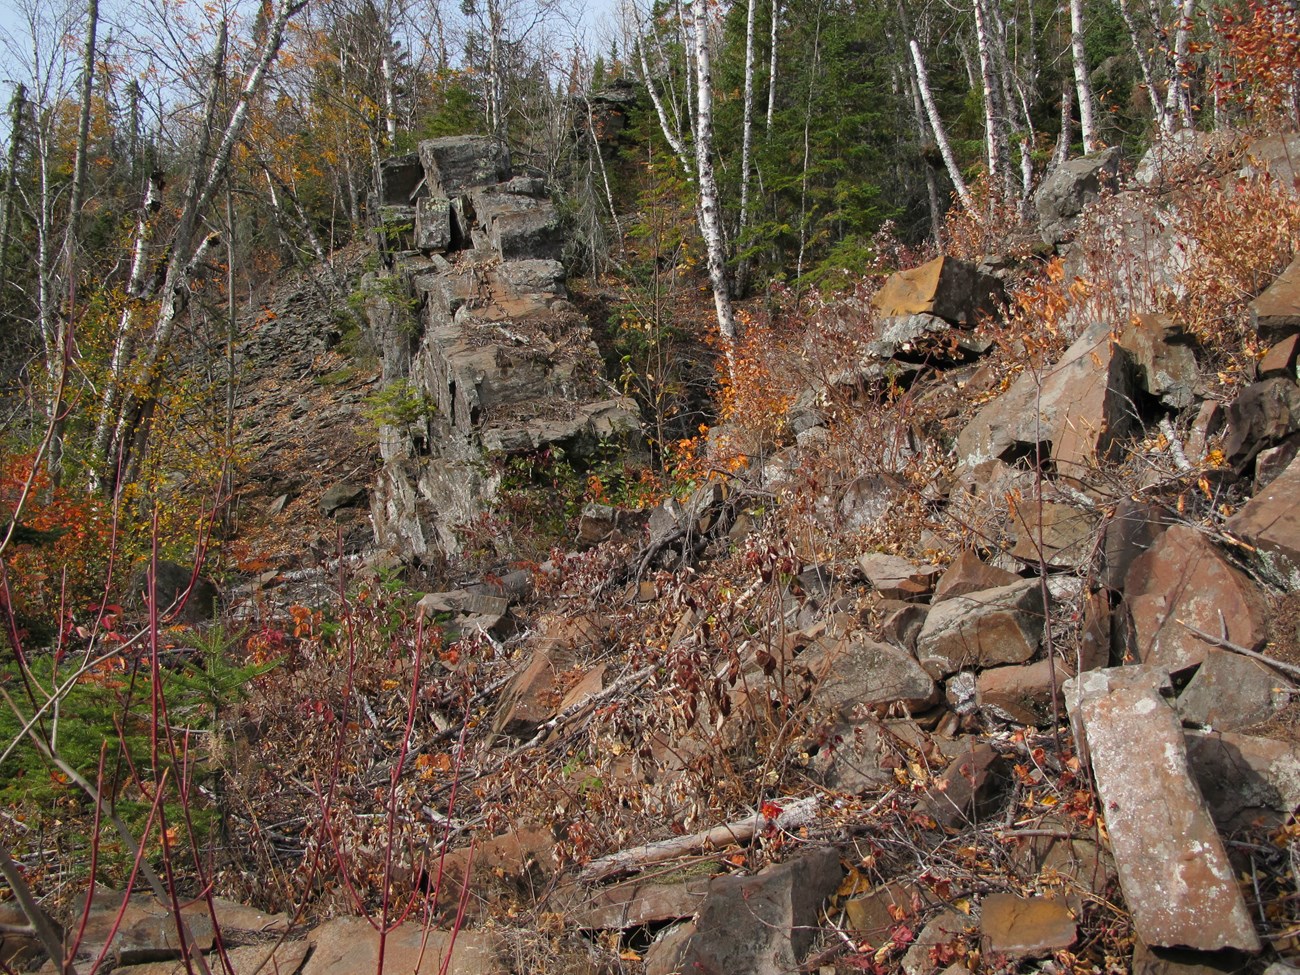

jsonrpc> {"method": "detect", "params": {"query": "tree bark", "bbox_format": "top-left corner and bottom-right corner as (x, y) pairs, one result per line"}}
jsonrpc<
(735, 0), (758, 296)
(972, 0), (1014, 196)
(909, 39), (977, 214)
(1070, 0), (1100, 151)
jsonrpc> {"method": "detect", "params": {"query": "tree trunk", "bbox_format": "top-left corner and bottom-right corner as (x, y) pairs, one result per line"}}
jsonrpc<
(909, 39), (977, 213)
(735, 0), (758, 296)
(1116, 0), (1169, 130)
(972, 0), (1014, 196)
(766, 0), (779, 132)
(690, 0), (736, 347)
(1070, 0), (1100, 151)
(1164, 0), (1195, 129)
(0, 84), (27, 306)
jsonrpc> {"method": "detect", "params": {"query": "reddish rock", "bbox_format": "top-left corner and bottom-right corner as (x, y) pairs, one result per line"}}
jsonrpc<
(427, 825), (557, 916)
(857, 553), (941, 601)
(1009, 500), (1101, 570)
(845, 882), (938, 944)
(1080, 590), (1114, 671)
(1117, 313), (1199, 409)
(1250, 254), (1300, 343)
(1259, 333), (1300, 380)
(1064, 668), (1260, 952)
(108, 942), (309, 975)
(871, 256), (1003, 325)
(932, 551), (1021, 604)
(1223, 378), (1300, 468)
(1122, 524), (1269, 673)
(881, 603), (929, 652)
(923, 739), (1007, 829)
(980, 893), (1076, 959)
(799, 635), (939, 716)
(559, 876), (710, 930)
(916, 580), (1046, 678)
(1186, 399), (1226, 464)
(955, 322), (1139, 486)
(1228, 452), (1300, 589)
(1176, 649), (1286, 731)
(1130, 939), (1247, 975)
(811, 717), (925, 794)
(492, 647), (571, 737)
(303, 917), (503, 975)
(1255, 435), (1300, 488)
(558, 664), (606, 711)
(977, 659), (1071, 726)
(901, 907), (973, 975)
(1102, 499), (1173, 591)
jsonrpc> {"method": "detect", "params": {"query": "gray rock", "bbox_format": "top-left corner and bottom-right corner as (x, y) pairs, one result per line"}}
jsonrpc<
(303, 917), (502, 975)
(1064, 667), (1261, 953)
(1035, 147), (1122, 244)
(1228, 451), (1300, 589)
(1176, 649), (1287, 731)
(379, 152), (423, 205)
(319, 481), (366, 515)
(1117, 313), (1199, 409)
(646, 847), (842, 975)
(417, 135), (510, 198)
(798, 634), (939, 716)
(1185, 729), (1300, 832)
(414, 196), (452, 252)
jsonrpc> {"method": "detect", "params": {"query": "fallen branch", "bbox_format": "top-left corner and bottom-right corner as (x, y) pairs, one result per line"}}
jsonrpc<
(1177, 619), (1300, 681)
(578, 795), (819, 884)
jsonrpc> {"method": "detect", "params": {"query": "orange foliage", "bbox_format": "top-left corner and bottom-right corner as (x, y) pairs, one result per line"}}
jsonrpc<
(1215, 0), (1300, 125)
(1, 453), (116, 629)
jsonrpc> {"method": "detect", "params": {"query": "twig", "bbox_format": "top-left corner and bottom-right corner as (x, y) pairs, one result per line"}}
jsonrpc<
(1176, 620), (1300, 681)
(0, 840), (70, 975)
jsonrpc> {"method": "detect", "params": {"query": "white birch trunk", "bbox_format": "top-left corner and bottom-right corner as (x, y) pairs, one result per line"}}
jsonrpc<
(972, 0), (1013, 196)
(1116, 0), (1169, 130)
(909, 39), (977, 214)
(1165, 0), (1195, 129)
(1070, 0), (1100, 151)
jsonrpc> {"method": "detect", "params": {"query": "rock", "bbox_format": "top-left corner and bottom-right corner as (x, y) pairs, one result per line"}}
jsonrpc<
(1227, 452), (1300, 589)
(901, 907), (973, 975)
(492, 647), (571, 737)
(977, 658), (1071, 725)
(109, 942), (308, 975)
(127, 559), (219, 623)
(844, 882), (939, 945)
(880, 603), (928, 652)
(1255, 434), (1300, 488)
(1259, 333), (1300, 380)
(429, 825), (557, 916)
(415, 196), (452, 252)
(560, 876), (710, 930)
(1134, 129), (1217, 188)
(1080, 590), (1114, 671)
(932, 551), (1020, 604)
(644, 922), (697, 975)
(922, 739), (1007, 829)
(1116, 313), (1199, 409)
(945, 670), (978, 715)
(1222, 378), (1300, 469)
(1121, 524), (1270, 673)
(1102, 499), (1173, 591)
(379, 152), (424, 205)
(535, 613), (610, 654)
(798, 635), (939, 716)
(980, 893), (1075, 959)
(1184, 729), (1300, 832)
(575, 503), (646, 547)
(857, 553), (941, 601)
(1250, 255), (1300, 343)
(1186, 399), (1226, 463)
(955, 321), (1139, 486)
(810, 717), (920, 794)
(70, 894), (215, 966)
(488, 202), (562, 262)
(1009, 500), (1100, 570)
(319, 481), (366, 515)
(303, 917), (503, 975)
(0, 902), (41, 970)
(1176, 649), (1287, 731)
(869, 313), (992, 361)
(1064, 667), (1261, 953)
(1035, 147), (1122, 244)
(870, 256), (1004, 326)
(649, 847), (842, 975)
(417, 136), (510, 198)
(915, 580), (1046, 678)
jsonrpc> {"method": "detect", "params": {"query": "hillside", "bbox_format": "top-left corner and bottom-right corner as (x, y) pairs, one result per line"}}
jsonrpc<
(2, 126), (1299, 975)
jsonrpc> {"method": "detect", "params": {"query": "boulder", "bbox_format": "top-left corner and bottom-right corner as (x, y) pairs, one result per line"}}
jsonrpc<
(1101, 499), (1173, 591)
(809, 717), (919, 794)
(560, 876), (710, 930)
(980, 893), (1076, 960)
(645, 847), (842, 975)
(932, 551), (1021, 603)
(492, 647), (571, 738)
(1249, 254), (1300, 344)
(1116, 313), (1199, 409)
(870, 256), (1004, 325)
(915, 580), (1046, 678)
(414, 196), (452, 252)
(303, 917), (503, 975)
(869, 313), (992, 362)
(1009, 500), (1101, 570)
(977, 658), (1071, 726)
(1222, 377), (1300, 469)
(417, 136), (510, 198)
(857, 553), (941, 601)
(1176, 649), (1287, 731)
(1185, 729), (1300, 832)
(798, 635), (939, 716)
(955, 321), (1139, 485)
(127, 560), (219, 624)
(922, 739), (1007, 829)
(379, 152), (423, 205)
(1035, 147), (1122, 244)
(1121, 524), (1270, 673)
(901, 907), (974, 975)
(108, 942), (308, 975)
(319, 481), (366, 515)
(1258, 333), (1300, 380)
(1064, 668), (1260, 953)
(1227, 451), (1300, 589)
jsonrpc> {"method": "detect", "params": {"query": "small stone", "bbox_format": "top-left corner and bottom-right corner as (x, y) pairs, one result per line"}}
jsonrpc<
(980, 893), (1075, 959)
(1250, 254), (1300, 343)
(1176, 649), (1287, 731)
(857, 553), (941, 602)
(977, 659), (1071, 726)
(916, 580), (1046, 678)
(1259, 333), (1300, 380)
(932, 551), (1020, 604)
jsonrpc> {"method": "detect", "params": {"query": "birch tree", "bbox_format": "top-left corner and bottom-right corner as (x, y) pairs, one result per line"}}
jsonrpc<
(1070, 0), (1101, 151)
